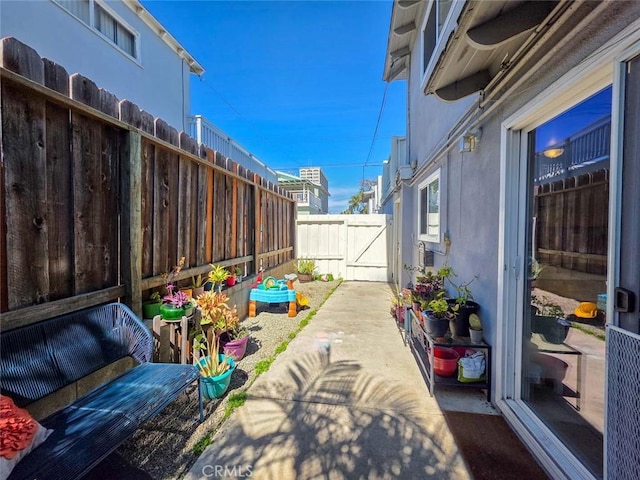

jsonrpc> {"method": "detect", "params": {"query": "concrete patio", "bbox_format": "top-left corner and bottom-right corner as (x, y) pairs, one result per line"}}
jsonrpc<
(185, 281), (500, 479)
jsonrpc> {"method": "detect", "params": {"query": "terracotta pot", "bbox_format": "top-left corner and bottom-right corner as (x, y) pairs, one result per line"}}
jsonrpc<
(179, 287), (193, 299)
(297, 273), (313, 283)
(192, 286), (205, 298)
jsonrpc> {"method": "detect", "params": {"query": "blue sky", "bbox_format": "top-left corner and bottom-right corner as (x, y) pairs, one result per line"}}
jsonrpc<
(141, 0), (406, 213)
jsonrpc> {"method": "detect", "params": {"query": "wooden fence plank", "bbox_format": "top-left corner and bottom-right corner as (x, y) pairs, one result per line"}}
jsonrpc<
(2, 82), (49, 309)
(153, 119), (176, 278)
(45, 95), (73, 301)
(205, 149), (215, 262)
(121, 131), (142, 315)
(195, 145), (208, 265)
(140, 137), (154, 278)
(0, 37), (44, 84)
(43, 58), (69, 95)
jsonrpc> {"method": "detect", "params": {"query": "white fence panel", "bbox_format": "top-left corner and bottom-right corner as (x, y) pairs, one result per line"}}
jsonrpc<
(297, 214), (391, 281)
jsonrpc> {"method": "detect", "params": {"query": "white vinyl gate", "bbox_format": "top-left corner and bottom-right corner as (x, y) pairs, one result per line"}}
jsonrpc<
(296, 214), (391, 281)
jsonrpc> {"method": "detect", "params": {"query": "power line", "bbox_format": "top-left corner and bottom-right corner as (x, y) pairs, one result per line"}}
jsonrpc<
(363, 83), (389, 168)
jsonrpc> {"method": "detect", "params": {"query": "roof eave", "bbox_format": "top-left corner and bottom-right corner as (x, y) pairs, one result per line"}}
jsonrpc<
(124, 0), (205, 75)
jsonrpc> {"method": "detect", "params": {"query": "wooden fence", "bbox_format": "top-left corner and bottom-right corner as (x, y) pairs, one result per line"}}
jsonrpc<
(534, 168), (608, 275)
(0, 37), (296, 330)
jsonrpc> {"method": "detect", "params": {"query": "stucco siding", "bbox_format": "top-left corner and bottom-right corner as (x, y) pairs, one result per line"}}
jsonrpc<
(1, 0), (191, 130)
(407, 27), (475, 167)
(401, 1), (640, 347)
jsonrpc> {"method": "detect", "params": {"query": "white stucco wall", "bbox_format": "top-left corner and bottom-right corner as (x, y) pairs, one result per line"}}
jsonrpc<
(0, 0), (192, 131)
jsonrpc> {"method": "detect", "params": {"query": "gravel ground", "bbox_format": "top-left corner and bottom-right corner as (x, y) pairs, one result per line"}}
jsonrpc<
(119, 279), (342, 479)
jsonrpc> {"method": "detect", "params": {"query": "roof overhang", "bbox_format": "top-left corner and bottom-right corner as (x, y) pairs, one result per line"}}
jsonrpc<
(382, 0), (422, 82)
(124, 0), (205, 75)
(426, 1), (560, 101)
(383, 1), (565, 100)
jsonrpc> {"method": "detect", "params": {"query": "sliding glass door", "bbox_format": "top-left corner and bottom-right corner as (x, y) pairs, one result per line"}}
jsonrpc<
(520, 87), (612, 479)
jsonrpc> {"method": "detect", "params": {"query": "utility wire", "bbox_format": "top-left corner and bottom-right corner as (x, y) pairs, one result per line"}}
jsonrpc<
(362, 83), (389, 183)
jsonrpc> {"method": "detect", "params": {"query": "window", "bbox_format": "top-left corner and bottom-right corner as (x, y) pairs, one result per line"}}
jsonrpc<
(54, 0), (138, 59)
(56, 0), (90, 23)
(94, 3), (136, 57)
(422, 0), (453, 74)
(419, 170), (440, 243)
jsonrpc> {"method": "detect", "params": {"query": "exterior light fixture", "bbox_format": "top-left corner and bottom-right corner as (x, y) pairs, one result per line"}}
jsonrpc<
(543, 148), (565, 159)
(459, 128), (481, 153)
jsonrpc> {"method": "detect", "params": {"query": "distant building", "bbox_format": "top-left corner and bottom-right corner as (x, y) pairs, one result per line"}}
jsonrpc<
(277, 167), (330, 215)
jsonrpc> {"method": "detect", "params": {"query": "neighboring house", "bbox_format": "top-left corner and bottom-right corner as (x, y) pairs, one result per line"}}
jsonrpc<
(0, 0), (203, 130)
(277, 167), (330, 215)
(362, 175), (384, 214)
(382, 1), (640, 479)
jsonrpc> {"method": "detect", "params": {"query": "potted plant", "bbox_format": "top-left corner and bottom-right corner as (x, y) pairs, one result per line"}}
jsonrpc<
(160, 284), (191, 320)
(142, 291), (162, 319)
(390, 295), (404, 324)
(225, 266), (242, 287)
(159, 257), (192, 320)
(209, 264), (229, 292)
(531, 293), (571, 344)
(296, 258), (316, 282)
(195, 290), (235, 334)
(447, 271), (479, 338)
(222, 324), (250, 361)
(191, 274), (206, 298)
(193, 332), (236, 401)
(422, 291), (456, 338)
(409, 268), (444, 317)
(469, 313), (483, 344)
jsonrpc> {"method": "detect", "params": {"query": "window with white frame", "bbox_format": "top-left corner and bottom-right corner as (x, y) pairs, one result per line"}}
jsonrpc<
(422, 0), (453, 74)
(54, 0), (138, 59)
(419, 170), (440, 243)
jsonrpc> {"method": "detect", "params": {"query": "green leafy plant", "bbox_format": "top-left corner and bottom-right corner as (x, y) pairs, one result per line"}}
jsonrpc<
(193, 333), (231, 378)
(437, 264), (477, 306)
(209, 264), (230, 286)
(297, 258), (316, 275)
(191, 274), (205, 288)
(469, 313), (483, 331)
(426, 291), (457, 319)
(149, 291), (162, 303)
(529, 258), (544, 280)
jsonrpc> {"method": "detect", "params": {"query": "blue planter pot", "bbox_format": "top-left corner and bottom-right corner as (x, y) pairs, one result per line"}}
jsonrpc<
(198, 355), (236, 400)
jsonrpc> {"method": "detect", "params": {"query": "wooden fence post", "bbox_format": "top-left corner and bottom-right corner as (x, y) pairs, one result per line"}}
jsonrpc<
(121, 131), (142, 316)
(253, 174), (262, 274)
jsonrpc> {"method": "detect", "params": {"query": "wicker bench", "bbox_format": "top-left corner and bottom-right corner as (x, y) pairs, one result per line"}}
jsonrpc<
(0, 303), (203, 480)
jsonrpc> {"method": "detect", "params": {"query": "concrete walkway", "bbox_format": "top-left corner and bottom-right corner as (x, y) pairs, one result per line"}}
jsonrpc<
(186, 282), (480, 479)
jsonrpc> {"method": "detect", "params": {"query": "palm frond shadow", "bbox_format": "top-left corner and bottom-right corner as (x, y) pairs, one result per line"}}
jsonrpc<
(210, 353), (462, 479)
